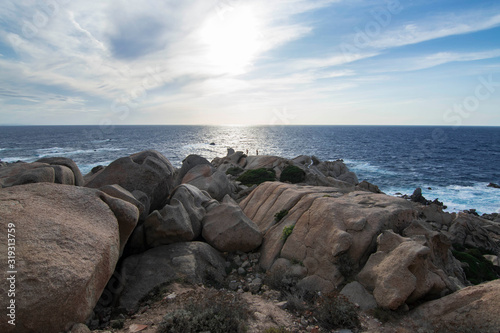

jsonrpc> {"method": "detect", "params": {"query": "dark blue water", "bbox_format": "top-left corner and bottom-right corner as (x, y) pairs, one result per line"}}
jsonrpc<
(1, 125), (499, 214)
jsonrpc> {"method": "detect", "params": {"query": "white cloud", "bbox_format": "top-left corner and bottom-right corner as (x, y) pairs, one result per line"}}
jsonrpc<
(368, 13), (500, 49)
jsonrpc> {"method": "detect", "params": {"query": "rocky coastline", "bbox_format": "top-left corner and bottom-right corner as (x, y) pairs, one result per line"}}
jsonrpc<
(1, 149), (499, 333)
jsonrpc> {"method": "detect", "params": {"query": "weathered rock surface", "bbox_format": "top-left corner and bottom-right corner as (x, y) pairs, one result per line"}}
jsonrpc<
(214, 152), (359, 190)
(410, 279), (500, 332)
(202, 195), (262, 252)
(448, 213), (500, 254)
(85, 150), (175, 212)
(99, 184), (145, 217)
(240, 182), (415, 292)
(181, 164), (235, 201)
(357, 230), (449, 310)
(116, 242), (226, 312)
(144, 198), (196, 247)
(141, 184), (218, 249)
(340, 281), (378, 311)
(403, 219), (468, 287)
(0, 183), (138, 333)
(36, 156), (84, 186)
(0, 161), (78, 187)
(176, 154), (212, 185)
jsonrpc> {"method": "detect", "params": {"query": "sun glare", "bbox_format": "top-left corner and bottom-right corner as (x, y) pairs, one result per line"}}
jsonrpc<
(201, 6), (261, 74)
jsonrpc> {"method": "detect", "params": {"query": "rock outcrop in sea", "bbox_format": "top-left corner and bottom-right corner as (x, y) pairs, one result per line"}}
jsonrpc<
(0, 149), (499, 332)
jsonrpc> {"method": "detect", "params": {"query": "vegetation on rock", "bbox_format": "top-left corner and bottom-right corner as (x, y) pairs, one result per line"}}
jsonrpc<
(281, 225), (294, 241)
(451, 246), (498, 285)
(279, 165), (306, 184)
(274, 209), (289, 222)
(156, 289), (249, 333)
(315, 292), (361, 330)
(226, 166), (244, 176)
(236, 168), (276, 186)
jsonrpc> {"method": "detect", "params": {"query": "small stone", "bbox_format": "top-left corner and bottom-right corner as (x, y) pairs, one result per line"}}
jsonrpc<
(229, 281), (239, 291)
(238, 267), (246, 275)
(276, 301), (288, 309)
(234, 255), (242, 266)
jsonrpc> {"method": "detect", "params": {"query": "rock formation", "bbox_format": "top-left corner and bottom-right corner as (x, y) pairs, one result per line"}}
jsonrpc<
(85, 150), (176, 212)
(0, 183), (138, 333)
(410, 279), (500, 332)
(240, 181), (416, 292)
(202, 195), (262, 252)
(0, 149), (498, 332)
(115, 242), (226, 312)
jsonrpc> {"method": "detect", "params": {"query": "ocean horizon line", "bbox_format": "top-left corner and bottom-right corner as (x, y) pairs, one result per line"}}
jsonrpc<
(1, 124), (500, 128)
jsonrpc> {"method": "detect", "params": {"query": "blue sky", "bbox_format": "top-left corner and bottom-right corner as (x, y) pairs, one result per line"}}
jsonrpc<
(0, 0), (499, 125)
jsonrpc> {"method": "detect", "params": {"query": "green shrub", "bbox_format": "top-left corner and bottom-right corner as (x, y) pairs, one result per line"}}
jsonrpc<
(226, 166), (244, 176)
(282, 225), (294, 241)
(315, 292), (360, 330)
(451, 248), (498, 285)
(279, 165), (305, 184)
(157, 289), (249, 333)
(236, 168), (276, 186)
(274, 209), (289, 222)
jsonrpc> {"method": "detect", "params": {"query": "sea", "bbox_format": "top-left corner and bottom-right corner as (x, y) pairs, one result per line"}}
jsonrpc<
(0, 125), (499, 215)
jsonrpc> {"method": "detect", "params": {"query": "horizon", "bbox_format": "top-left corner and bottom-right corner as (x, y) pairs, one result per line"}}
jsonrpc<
(1, 0), (500, 126)
(6, 121), (500, 127)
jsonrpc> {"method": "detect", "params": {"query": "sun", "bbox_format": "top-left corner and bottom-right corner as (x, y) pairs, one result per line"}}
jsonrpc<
(200, 5), (261, 75)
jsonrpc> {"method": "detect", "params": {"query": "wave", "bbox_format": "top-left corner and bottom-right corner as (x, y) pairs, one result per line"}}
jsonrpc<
(36, 147), (125, 158)
(78, 161), (114, 175)
(342, 159), (398, 176)
(386, 183), (500, 215)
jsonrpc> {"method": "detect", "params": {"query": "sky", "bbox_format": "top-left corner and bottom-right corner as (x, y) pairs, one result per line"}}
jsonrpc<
(0, 0), (500, 126)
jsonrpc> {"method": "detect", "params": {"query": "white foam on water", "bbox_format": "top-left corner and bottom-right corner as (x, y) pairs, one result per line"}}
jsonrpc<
(343, 159), (398, 176)
(1, 156), (37, 163)
(386, 183), (500, 215)
(36, 147), (125, 158)
(78, 161), (114, 175)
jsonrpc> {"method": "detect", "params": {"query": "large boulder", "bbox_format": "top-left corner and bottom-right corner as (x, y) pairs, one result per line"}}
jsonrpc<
(36, 157), (84, 186)
(143, 198), (196, 247)
(410, 279), (500, 332)
(85, 150), (176, 212)
(128, 185), (218, 253)
(240, 182), (415, 292)
(176, 154), (212, 185)
(116, 242), (226, 312)
(448, 213), (500, 255)
(0, 161), (78, 187)
(202, 195), (262, 252)
(403, 219), (468, 288)
(99, 184), (145, 217)
(357, 230), (449, 310)
(340, 281), (378, 311)
(0, 183), (139, 333)
(181, 164), (235, 201)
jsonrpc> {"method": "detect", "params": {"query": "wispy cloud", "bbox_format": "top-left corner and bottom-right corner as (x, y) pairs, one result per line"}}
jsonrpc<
(0, 0), (499, 125)
(368, 12), (500, 49)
